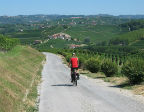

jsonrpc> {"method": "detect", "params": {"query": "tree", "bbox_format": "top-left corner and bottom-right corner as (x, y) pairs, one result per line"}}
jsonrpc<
(84, 37), (90, 44)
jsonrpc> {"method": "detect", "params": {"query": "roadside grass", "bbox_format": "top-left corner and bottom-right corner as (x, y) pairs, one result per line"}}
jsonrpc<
(23, 64), (43, 112)
(0, 45), (45, 112)
(80, 70), (144, 96)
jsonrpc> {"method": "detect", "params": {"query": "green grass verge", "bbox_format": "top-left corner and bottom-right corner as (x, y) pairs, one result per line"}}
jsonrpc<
(0, 45), (45, 112)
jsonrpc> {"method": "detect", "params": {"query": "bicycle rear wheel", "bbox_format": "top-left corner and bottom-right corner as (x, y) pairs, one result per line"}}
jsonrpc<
(73, 79), (77, 86)
(72, 73), (77, 86)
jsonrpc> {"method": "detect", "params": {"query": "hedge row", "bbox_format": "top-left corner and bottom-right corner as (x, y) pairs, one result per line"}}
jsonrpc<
(57, 50), (144, 84)
(0, 34), (19, 51)
(58, 51), (118, 76)
(122, 59), (144, 84)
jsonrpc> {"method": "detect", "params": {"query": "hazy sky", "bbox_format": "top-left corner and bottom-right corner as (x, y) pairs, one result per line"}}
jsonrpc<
(0, 0), (144, 16)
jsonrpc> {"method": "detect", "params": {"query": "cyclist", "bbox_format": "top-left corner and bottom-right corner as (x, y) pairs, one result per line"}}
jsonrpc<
(69, 53), (79, 82)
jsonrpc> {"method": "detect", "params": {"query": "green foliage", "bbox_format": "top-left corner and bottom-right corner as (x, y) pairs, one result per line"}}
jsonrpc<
(79, 56), (86, 69)
(122, 59), (144, 84)
(65, 53), (72, 62)
(131, 40), (144, 47)
(101, 59), (118, 77)
(0, 34), (19, 51)
(84, 37), (91, 44)
(85, 58), (101, 73)
(46, 48), (144, 85)
(120, 20), (144, 31)
(85, 45), (138, 56)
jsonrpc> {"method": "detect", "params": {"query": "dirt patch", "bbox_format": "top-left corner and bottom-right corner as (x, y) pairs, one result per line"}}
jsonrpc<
(133, 85), (144, 95)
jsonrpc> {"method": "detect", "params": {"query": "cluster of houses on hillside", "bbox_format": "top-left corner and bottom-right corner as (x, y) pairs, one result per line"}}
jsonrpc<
(33, 33), (71, 45)
(33, 40), (42, 45)
(33, 32), (84, 49)
(49, 33), (71, 40)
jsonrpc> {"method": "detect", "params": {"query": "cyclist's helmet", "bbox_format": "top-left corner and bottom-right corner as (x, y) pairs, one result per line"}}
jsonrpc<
(72, 53), (76, 56)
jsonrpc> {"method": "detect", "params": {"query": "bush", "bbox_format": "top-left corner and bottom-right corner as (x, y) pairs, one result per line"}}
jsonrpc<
(65, 54), (71, 62)
(101, 59), (118, 77)
(0, 34), (19, 51)
(85, 58), (101, 73)
(79, 56), (86, 69)
(122, 59), (144, 84)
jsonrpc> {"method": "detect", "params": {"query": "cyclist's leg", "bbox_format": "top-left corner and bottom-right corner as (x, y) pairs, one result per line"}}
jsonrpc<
(76, 68), (80, 79)
(71, 68), (74, 82)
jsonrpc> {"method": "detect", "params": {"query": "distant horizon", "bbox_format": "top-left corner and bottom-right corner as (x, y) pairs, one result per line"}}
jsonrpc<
(1, 14), (144, 17)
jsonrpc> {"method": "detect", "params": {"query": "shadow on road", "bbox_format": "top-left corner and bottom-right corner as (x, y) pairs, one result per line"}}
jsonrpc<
(109, 82), (132, 89)
(51, 84), (73, 87)
(94, 76), (106, 79)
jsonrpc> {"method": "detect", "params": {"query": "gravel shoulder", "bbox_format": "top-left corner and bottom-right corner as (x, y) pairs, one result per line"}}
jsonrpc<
(82, 75), (144, 104)
(39, 52), (144, 112)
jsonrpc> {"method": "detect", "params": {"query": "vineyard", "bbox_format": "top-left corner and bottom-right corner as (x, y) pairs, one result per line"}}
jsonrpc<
(0, 34), (19, 51)
(109, 28), (144, 46)
(41, 48), (144, 84)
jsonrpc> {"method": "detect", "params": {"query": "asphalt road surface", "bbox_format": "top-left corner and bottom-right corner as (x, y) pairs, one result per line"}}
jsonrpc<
(39, 53), (144, 112)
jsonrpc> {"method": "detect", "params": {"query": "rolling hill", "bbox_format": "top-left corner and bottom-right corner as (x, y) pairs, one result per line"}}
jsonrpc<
(1, 15), (144, 49)
(109, 28), (144, 46)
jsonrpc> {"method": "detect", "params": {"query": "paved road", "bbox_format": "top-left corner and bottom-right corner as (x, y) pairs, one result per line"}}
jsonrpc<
(39, 53), (144, 112)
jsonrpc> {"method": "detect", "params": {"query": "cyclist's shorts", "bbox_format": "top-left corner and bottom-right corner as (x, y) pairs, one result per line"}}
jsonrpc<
(71, 67), (78, 72)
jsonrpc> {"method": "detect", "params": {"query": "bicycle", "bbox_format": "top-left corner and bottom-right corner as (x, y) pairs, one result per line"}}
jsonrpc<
(71, 69), (78, 86)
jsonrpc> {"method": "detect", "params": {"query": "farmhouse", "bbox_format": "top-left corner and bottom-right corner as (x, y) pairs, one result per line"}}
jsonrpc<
(69, 44), (81, 49)
(33, 40), (42, 45)
(52, 33), (71, 40)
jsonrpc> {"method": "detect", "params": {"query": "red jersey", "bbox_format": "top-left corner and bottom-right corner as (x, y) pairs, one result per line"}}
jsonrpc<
(70, 57), (78, 68)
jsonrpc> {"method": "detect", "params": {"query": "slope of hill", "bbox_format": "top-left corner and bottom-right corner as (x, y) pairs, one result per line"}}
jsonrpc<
(109, 28), (144, 46)
(130, 40), (144, 48)
(2, 15), (144, 49)
(34, 38), (81, 50)
(64, 25), (122, 43)
(41, 24), (123, 44)
(0, 15), (132, 46)
(119, 20), (144, 31)
(6, 23), (123, 46)
(118, 15), (144, 19)
(0, 46), (45, 112)
(9, 29), (43, 44)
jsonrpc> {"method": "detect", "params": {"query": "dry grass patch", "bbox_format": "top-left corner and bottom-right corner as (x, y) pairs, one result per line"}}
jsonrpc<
(133, 85), (144, 96)
(0, 46), (45, 112)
